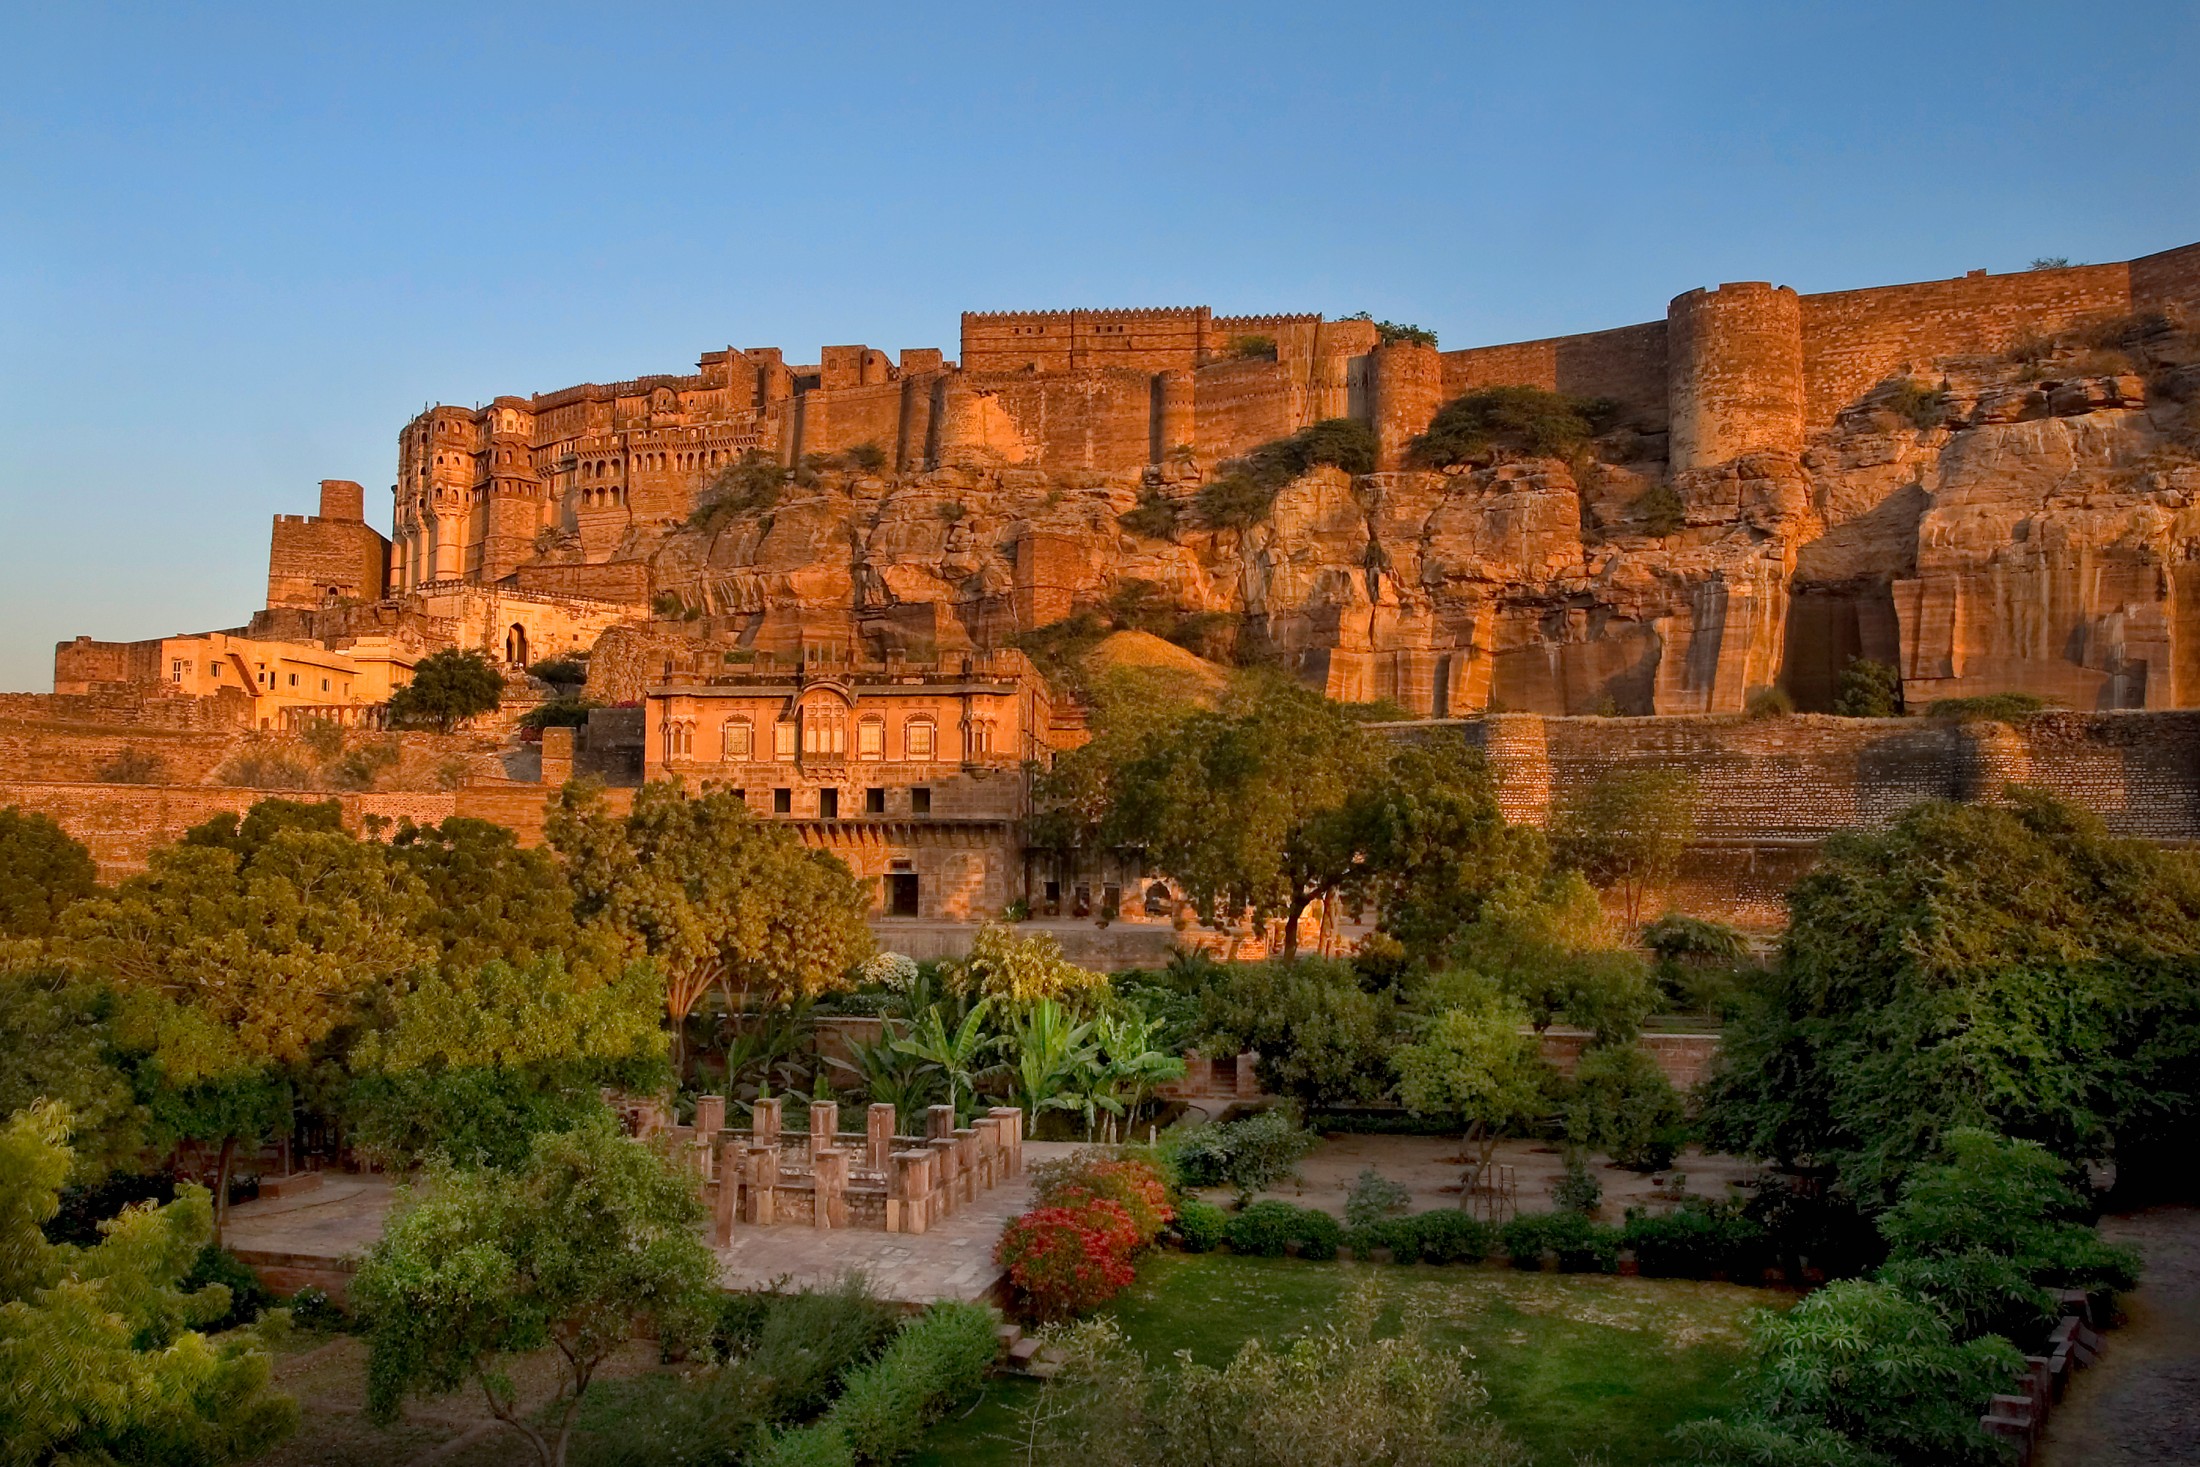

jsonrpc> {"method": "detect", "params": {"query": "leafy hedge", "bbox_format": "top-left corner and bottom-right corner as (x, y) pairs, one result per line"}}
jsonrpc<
(1500, 1211), (1622, 1273)
(751, 1302), (998, 1466)
(1223, 1201), (1342, 1259)
(1620, 1203), (1768, 1278)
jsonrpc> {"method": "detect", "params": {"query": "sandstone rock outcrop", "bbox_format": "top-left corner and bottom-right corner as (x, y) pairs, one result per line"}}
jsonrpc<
(587, 319), (2200, 718)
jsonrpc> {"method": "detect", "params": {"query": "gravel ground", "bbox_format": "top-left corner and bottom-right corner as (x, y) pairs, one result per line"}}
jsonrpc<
(2038, 1205), (2200, 1466)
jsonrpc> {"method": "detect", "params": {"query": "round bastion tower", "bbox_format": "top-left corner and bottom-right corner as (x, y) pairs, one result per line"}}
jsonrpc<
(1664, 282), (1805, 471)
(1370, 341), (1445, 470)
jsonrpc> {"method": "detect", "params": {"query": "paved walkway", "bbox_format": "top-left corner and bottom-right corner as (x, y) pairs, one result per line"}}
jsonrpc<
(718, 1141), (1080, 1304)
(2038, 1205), (2200, 1466)
(221, 1142), (1087, 1306)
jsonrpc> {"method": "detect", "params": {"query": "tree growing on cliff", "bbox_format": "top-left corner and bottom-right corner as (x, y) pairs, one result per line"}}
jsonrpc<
(1193, 419), (1378, 531)
(0, 1101), (299, 1464)
(545, 782), (872, 1073)
(388, 648), (506, 732)
(1550, 765), (1698, 933)
(0, 807), (99, 943)
(1833, 657), (1904, 718)
(352, 1115), (717, 1467)
(1407, 386), (1619, 468)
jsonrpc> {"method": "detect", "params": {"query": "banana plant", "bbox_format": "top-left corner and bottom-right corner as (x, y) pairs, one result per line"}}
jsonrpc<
(718, 996), (815, 1101)
(829, 1030), (942, 1134)
(893, 996), (996, 1126)
(1090, 1006), (1187, 1142)
(1000, 998), (1097, 1137)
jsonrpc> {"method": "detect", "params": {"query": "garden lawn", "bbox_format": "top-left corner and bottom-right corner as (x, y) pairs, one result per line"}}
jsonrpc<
(917, 1251), (1777, 1466)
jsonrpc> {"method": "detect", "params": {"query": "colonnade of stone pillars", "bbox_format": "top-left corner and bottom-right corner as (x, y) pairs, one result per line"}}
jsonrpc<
(668, 1092), (1022, 1244)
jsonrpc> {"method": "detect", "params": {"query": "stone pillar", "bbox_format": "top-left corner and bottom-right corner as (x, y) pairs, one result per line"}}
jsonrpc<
(952, 1129), (980, 1204)
(540, 726), (575, 786)
(1235, 1051), (1263, 1099)
(928, 1136), (959, 1217)
(752, 1097), (782, 1147)
(744, 1144), (780, 1225)
(926, 1104), (957, 1142)
(867, 1103), (896, 1172)
(695, 1094), (726, 1139)
(810, 1101), (839, 1152)
(975, 1115), (1003, 1190)
(889, 1149), (933, 1234)
(813, 1147), (848, 1230)
(988, 1107), (1025, 1171)
(713, 1140), (743, 1244)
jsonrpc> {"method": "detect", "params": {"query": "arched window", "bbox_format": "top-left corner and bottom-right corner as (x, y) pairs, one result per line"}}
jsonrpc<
(722, 719), (753, 761)
(903, 717), (935, 761)
(506, 623), (528, 665)
(857, 716), (885, 760)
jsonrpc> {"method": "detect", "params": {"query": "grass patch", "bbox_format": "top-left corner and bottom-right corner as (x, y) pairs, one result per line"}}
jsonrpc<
(914, 1252), (1768, 1466)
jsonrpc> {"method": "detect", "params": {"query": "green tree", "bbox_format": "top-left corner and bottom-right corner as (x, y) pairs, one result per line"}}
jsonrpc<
(1086, 1006), (1187, 1141)
(1104, 676), (1384, 958)
(345, 955), (669, 1170)
(390, 815), (604, 975)
(351, 1115), (718, 1467)
(1350, 741), (1535, 962)
(1672, 1280), (2022, 1467)
(1406, 386), (1617, 468)
(1834, 658), (1903, 718)
(1563, 1043), (1685, 1169)
(0, 1101), (298, 1465)
(1393, 988), (1545, 1175)
(954, 923), (1109, 1009)
(1699, 792), (2200, 1201)
(57, 804), (432, 1232)
(1000, 998), (1097, 1137)
(1442, 873), (1654, 1041)
(1874, 1128), (2140, 1343)
(0, 807), (98, 942)
(1198, 960), (1395, 1110)
(1550, 765), (1698, 933)
(546, 782), (873, 1072)
(0, 972), (142, 1182)
(388, 648), (506, 732)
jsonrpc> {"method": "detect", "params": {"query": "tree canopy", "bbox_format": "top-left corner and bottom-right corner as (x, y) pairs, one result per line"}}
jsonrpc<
(388, 648), (505, 732)
(0, 1101), (297, 1465)
(1700, 791), (2200, 1201)
(546, 782), (872, 1063)
(352, 1115), (717, 1467)
(1405, 386), (1618, 468)
(0, 807), (98, 942)
(1550, 764), (1698, 933)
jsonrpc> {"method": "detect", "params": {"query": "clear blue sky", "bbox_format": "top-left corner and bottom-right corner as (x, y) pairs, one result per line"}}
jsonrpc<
(3, 2), (2195, 691)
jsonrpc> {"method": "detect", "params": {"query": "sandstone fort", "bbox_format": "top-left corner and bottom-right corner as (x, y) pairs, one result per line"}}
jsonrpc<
(15, 238), (2200, 936)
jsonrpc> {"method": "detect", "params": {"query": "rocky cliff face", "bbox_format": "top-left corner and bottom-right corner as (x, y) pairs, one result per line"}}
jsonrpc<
(591, 319), (2200, 717)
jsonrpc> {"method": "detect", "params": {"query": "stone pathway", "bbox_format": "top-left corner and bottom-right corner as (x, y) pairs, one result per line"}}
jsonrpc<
(2038, 1205), (2200, 1466)
(221, 1142), (1087, 1308)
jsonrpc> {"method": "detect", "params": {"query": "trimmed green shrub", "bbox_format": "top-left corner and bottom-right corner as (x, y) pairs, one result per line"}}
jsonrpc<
(1622, 1203), (1768, 1279)
(1171, 1199), (1226, 1252)
(1223, 1200), (1338, 1259)
(1501, 1210), (1620, 1272)
(1410, 1209), (1492, 1264)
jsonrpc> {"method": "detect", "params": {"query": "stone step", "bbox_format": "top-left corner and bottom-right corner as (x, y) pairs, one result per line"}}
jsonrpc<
(1006, 1335), (1045, 1366)
(995, 1323), (1025, 1355)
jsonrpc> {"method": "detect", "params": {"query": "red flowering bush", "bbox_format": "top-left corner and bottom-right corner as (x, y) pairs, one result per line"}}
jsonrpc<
(995, 1200), (1139, 1319)
(1031, 1153), (1175, 1248)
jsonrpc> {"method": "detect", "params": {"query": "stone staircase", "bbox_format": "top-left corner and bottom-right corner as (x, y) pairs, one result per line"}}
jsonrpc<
(995, 1321), (1068, 1380)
